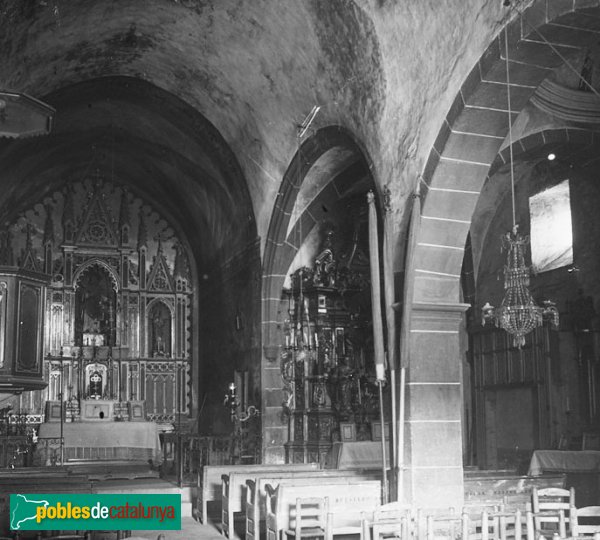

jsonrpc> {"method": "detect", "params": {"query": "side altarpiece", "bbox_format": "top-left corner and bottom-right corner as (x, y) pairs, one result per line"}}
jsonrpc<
(2, 178), (194, 427)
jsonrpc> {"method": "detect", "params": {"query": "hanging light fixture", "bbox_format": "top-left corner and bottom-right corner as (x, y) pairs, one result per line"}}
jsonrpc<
(481, 23), (559, 348)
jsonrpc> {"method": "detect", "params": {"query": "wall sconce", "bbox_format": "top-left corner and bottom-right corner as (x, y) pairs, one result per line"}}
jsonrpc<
(223, 382), (259, 422)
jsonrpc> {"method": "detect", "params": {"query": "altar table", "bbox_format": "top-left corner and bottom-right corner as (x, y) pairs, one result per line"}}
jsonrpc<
(528, 450), (600, 476)
(325, 441), (391, 469)
(37, 421), (162, 463)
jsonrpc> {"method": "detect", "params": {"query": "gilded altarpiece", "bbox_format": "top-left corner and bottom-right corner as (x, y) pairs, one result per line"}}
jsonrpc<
(2, 178), (194, 427)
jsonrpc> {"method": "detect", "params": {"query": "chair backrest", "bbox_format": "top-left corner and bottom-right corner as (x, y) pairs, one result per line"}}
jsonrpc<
(291, 497), (329, 537)
(462, 510), (525, 540)
(480, 509), (523, 540)
(425, 513), (462, 540)
(531, 487), (574, 534)
(265, 484), (281, 540)
(500, 510), (524, 540)
(572, 506), (600, 536)
(374, 501), (413, 522)
(527, 509), (566, 540)
(371, 502), (413, 540)
(532, 487), (575, 513)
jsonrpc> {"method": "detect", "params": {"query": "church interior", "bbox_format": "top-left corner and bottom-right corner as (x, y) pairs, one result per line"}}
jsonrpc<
(1, 0), (600, 538)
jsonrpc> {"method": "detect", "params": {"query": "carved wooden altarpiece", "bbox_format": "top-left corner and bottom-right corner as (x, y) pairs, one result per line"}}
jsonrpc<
(2, 177), (194, 427)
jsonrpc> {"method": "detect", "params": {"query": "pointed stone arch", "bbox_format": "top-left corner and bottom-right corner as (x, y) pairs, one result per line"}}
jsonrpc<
(401, 2), (600, 508)
(261, 125), (376, 463)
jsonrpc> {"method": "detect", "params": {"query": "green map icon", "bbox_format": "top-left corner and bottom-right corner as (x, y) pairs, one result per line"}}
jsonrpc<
(10, 494), (49, 530)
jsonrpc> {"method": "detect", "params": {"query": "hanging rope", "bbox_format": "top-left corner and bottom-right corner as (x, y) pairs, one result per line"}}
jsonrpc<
(504, 24), (517, 232)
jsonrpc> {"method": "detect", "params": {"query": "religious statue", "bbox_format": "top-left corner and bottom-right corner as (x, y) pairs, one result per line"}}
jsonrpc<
(89, 370), (103, 399)
(150, 302), (171, 357)
(327, 356), (354, 419)
(76, 266), (115, 347)
(313, 224), (337, 287)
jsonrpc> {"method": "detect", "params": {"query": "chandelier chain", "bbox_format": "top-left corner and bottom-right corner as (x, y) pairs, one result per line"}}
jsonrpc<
(481, 20), (559, 348)
(504, 24), (517, 232)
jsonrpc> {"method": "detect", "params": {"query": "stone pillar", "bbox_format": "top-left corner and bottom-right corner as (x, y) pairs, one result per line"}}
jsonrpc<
(262, 343), (286, 464)
(401, 301), (468, 509)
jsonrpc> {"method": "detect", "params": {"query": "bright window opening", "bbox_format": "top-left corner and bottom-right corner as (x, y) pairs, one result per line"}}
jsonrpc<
(529, 179), (573, 273)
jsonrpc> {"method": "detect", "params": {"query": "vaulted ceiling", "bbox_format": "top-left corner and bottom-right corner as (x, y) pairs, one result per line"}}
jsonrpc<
(0, 0), (523, 269)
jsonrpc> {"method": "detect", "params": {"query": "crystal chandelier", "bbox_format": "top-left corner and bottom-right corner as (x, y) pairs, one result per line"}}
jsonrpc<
(482, 227), (559, 348)
(481, 24), (559, 348)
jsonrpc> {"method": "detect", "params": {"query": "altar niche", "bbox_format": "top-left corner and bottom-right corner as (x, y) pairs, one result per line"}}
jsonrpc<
(75, 265), (116, 347)
(148, 300), (172, 357)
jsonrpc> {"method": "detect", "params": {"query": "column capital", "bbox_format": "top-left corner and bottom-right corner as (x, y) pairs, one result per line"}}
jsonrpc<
(411, 301), (470, 332)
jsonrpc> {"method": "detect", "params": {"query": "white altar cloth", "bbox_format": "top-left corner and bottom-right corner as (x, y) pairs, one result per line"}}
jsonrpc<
(528, 450), (600, 476)
(38, 421), (161, 462)
(325, 441), (391, 469)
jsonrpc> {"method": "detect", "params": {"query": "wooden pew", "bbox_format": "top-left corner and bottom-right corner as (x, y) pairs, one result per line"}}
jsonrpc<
(0, 479), (95, 532)
(264, 480), (381, 540)
(196, 462), (318, 524)
(0, 475), (90, 485)
(238, 470), (382, 540)
(464, 473), (566, 510)
(0, 466), (72, 476)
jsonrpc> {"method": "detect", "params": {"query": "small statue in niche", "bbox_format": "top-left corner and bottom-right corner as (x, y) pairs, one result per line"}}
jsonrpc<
(150, 302), (171, 357)
(89, 371), (103, 399)
(313, 224), (337, 287)
(327, 356), (354, 418)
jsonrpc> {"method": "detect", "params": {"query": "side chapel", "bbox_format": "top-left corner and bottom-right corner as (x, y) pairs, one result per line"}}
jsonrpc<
(0, 177), (193, 462)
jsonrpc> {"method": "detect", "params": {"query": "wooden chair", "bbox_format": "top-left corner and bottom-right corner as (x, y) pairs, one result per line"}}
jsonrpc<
(462, 510), (527, 540)
(526, 510), (566, 540)
(462, 511), (495, 540)
(266, 484), (281, 540)
(531, 487), (575, 535)
(424, 513), (463, 540)
(284, 497), (329, 540)
(571, 506), (600, 537)
(367, 502), (413, 540)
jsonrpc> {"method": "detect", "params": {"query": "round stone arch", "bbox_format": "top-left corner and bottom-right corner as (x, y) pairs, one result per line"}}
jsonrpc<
(261, 125), (376, 463)
(401, 2), (600, 508)
(416, 2), (600, 305)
